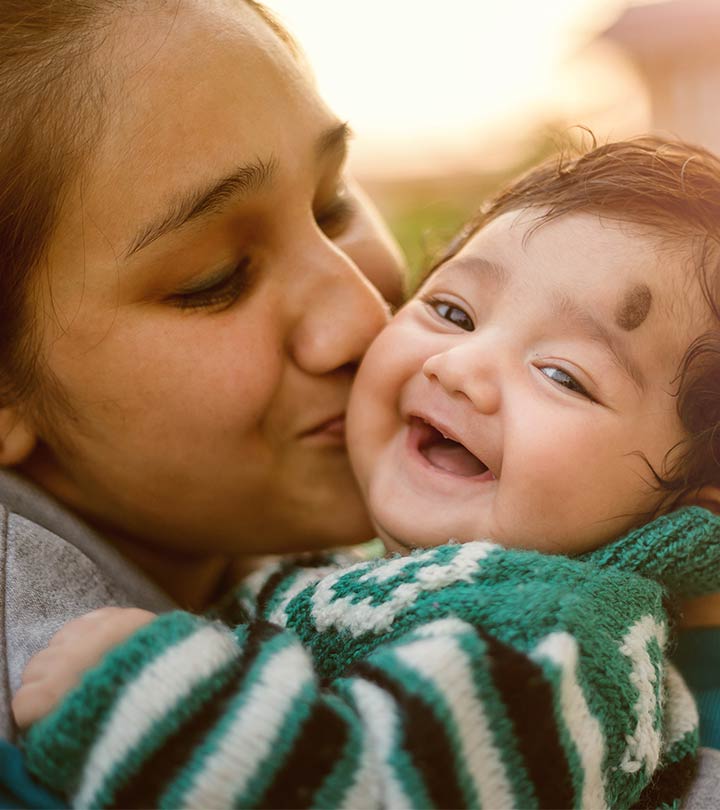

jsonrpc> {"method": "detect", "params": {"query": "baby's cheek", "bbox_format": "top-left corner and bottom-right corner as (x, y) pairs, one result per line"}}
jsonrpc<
(346, 380), (378, 495)
(348, 334), (397, 447)
(346, 404), (390, 500)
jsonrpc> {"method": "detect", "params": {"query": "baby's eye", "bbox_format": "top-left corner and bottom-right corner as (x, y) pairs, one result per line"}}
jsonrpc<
(429, 299), (474, 331)
(539, 366), (592, 399)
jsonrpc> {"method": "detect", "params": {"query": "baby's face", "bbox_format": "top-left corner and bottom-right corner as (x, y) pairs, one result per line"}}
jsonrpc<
(347, 209), (704, 555)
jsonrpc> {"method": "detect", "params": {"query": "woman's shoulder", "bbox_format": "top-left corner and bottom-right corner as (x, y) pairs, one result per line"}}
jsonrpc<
(684, 747), (720, 809)
(0, 469), (174, 742)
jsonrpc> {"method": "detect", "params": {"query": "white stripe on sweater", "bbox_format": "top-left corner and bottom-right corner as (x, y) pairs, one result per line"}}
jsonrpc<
(311, 542), (497, 636)
(178, 640), (314, 809)
(410, 616), (476, 639)
(350, 679), (416, 810)
(335, 741), (381, 810)
(357, 552), (431, 584)
(662, 662), (698, 748)
(335, 697), (383, 810)
(75, 623), (239, 809)
(618, 615), (667, 775)
(237, 562), (285, 618)
(533, 632), (607, 810)
(267, 565), (338, 626)
(358, 542), (497, 584)
(394, 630), (515, 808)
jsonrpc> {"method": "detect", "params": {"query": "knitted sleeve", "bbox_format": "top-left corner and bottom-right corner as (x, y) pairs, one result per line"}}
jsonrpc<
(22, 536), (700, 809)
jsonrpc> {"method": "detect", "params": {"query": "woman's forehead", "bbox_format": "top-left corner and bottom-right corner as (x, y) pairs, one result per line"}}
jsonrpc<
(102, 1), (315, 159)
(60, 0), (329, 256)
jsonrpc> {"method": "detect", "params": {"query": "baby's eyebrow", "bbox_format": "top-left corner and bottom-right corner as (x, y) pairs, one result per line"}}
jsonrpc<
(436, 256), (646, 390)
(552, 293), (646, 391)
(441, 256), (509, 286)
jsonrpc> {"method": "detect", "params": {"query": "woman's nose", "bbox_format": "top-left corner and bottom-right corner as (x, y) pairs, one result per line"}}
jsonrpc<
(423, 343), (501, 414)
(287, 238), (392, 376)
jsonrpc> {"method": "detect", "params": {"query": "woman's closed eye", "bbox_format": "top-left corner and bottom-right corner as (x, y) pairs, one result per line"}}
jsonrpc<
(539, 365), (594, 401)
(168, 256), (254, 311)
(314, 192), (355, 238)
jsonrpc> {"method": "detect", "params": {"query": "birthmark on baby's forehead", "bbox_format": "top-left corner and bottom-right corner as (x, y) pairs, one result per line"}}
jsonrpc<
(614, 283), (652, 331)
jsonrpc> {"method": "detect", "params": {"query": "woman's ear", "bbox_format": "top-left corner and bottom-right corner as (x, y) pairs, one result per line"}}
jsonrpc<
(681, 485), (720, 515)
(0, 408), (37, 466)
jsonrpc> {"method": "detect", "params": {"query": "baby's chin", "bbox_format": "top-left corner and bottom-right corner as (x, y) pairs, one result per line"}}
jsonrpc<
(378, 533), (416, 556)
(369, 495), (634, 557)
(373, 518), (466, 556)
(371, 517), (416, 555)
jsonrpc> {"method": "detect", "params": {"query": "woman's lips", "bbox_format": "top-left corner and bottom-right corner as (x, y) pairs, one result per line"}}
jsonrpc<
(300, 415), (346, 441)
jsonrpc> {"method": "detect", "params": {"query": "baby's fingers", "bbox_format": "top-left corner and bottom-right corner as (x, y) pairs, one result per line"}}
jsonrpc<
(12, 679), (65, 730)
(19, 646), (64, 686)
(49, 606), (130, 644)
(13, 608), (158, 730)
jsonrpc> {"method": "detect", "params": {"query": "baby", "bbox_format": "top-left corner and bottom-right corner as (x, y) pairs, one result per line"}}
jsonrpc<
(13, 137), (720, 809)
(348, 140), (720, 559)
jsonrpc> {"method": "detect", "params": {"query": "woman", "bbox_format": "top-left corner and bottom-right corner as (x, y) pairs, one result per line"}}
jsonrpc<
(1, 1), (719, 807)
(0, 0), (405, 738)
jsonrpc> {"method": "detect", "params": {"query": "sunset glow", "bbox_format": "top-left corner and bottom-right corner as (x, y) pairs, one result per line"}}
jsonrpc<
(264, 0), (649, 177)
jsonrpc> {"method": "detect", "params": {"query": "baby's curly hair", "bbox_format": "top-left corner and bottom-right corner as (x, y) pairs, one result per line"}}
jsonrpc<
(438, 136), (720, 507)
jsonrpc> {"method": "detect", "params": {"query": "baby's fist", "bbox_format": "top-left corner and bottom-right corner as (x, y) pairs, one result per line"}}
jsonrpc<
(12, 606), (155, 729)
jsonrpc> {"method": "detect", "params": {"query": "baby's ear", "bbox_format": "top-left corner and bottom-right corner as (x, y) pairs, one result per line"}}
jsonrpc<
(0, 408), (36, 466)
(680, 485), (720, 515)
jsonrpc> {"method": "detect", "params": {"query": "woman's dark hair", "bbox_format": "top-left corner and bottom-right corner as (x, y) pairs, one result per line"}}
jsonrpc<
(0, 0), (293, 419)
(437, 136), (720, 506)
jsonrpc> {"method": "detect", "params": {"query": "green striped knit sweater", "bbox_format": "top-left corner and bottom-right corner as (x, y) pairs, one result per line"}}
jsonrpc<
(22, 507), (720, 809)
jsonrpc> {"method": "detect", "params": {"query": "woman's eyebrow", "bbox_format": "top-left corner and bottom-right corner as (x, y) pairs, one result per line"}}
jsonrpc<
(316, 121), (352, 162)
(124, 156), (278, 259)
(123, 122), (351, 260)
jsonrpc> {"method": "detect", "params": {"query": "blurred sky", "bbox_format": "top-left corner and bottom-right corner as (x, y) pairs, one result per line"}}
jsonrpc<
(264, 0), (652, 178)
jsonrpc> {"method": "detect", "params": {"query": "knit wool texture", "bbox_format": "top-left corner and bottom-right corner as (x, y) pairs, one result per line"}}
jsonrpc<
(24, 507), (720, 809)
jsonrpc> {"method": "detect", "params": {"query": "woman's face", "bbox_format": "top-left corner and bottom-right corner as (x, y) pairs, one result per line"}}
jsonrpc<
(21, 1), (405, 556)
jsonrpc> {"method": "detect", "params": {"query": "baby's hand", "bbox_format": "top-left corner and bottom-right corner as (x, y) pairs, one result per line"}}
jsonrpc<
(12, 607), (155, 729)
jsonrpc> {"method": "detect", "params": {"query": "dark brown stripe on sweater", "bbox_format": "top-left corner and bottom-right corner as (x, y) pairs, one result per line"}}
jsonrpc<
(350, 662), (468, 809)
(255, 700), (349, 808)
(632, 751), (697, 809)
(109, 621), (282, 809)
(482, 629), (576, 809)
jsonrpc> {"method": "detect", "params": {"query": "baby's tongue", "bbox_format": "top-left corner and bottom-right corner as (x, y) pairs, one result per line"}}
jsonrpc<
(424, 438), (487, 477)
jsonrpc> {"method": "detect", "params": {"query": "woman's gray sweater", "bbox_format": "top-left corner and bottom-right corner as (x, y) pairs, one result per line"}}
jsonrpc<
(0, 469), (173, 741)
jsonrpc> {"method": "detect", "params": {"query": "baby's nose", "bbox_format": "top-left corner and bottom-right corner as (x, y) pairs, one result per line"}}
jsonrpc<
(423, 345), (501, 414)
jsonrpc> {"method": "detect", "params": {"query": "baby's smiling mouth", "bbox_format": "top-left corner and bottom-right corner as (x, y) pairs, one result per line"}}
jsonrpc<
(410, 416), (493, 478)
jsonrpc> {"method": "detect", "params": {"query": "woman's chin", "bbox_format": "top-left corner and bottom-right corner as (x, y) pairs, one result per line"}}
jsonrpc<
(266, 481), (376, 553)
(307, 500), (376, 550)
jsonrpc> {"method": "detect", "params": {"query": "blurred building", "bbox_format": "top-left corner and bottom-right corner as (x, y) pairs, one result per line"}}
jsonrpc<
(603, 0), (720, 153)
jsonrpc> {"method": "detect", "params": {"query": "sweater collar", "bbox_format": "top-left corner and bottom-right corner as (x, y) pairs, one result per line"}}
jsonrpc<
(580, 506), (720, 599)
